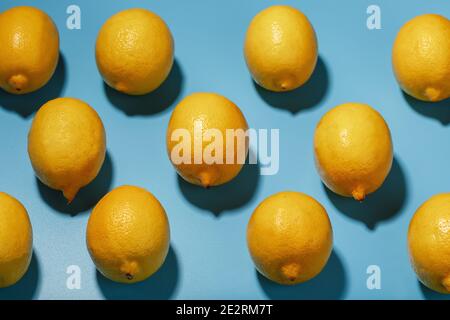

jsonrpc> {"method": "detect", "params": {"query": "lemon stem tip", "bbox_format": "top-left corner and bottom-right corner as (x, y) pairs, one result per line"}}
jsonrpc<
(425, 87), (441, 102)
(62, 187), (79, 204)
(352, 189), (366, 202)
(442, 276), (450, 292)
(199, 172), (212, 188)
(281, 263), (301, 283)
(8, 74), (28, 92)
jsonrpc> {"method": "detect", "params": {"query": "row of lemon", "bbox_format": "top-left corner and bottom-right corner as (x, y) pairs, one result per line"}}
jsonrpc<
(2, 5), (449, 101)
(3, 93), (448, 294)
(0, 5), (449, 295)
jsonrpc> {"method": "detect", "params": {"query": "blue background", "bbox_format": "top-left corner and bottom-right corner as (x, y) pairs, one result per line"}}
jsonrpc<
(0, 0), (449, 300)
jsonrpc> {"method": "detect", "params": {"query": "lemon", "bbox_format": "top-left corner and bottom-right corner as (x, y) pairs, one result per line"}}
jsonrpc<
(87, 185), (170, 283)
(408, 194), (450, 294)
(166, 92), (249, 187)
(314, 103), (393, 201)
(96, 8), (174, 95)
(0, 6), (59, 94)
(28, 97), (106, 202)
(392, 14), (450, 102)
(244, 5), (318, 92)
(247, 191), (333, 285)
(0, 192), (33, 288)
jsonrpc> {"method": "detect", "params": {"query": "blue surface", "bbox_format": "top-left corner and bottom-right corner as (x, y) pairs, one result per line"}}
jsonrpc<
(0, 0), (449, 300)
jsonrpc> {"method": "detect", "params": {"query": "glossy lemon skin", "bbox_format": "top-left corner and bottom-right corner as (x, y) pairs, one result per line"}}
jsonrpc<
(166, 92), (249, 187)
(408, 194), (450, 294)
(314, 103), (393, 201)
(392, 14), (450, 102)
(247, 191), (333, 285)
(0, 6), (59, 95)
(96, 8), (174, 95)
(244, 5), (318, 92)
(28, 98), (106, 202)
(87, 185), (170, 284)
(0, 192), (33, 288)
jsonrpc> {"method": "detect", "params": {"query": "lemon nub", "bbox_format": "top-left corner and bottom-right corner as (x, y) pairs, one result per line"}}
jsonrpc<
(8, 74), (28, 92)
(281, 263), (301, 283)
(199, 172), (213, 188)
(352, 188), (366, 201)
(442, 276), (450, 293)
(63, 186), (80, 204)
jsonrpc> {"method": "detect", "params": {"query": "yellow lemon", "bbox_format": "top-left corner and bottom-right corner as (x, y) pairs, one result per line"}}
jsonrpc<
(28, 97), (106, 202)
(408, 194), (450, 294)
(0, 6), (59, 94)
(96, 8), (174, 95)
(244, 5), (318, 92)
(166, 92), (249, 187)
(392, 14), (450, 102)
(247, 191), (333, 285)
(0, 192), (33, 288)
(87, 185), (170, 283)
(314, 103), (393, 201)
